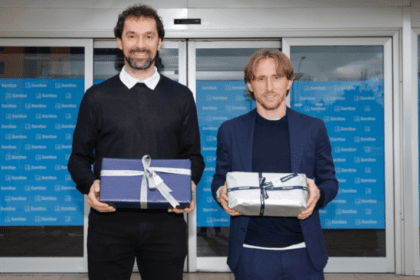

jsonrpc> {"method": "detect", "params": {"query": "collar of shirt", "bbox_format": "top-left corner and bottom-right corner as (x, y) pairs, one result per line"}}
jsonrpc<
(119, 66), (160, 90)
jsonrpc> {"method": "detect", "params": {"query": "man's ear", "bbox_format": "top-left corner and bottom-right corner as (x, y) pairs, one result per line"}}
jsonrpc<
(247, 82), (253, 93)
(287, 79), (293, 90)
(157, 38), (162, 51)
(117, 37), (123, 51)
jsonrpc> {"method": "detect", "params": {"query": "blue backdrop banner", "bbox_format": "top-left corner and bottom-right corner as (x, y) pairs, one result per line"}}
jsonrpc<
(196, 79), (385, 230)
(291, 79), (385, 229)
(91, 78), (385, 230)
(196, 80), (255, 227)
(0, 78), (85, 226)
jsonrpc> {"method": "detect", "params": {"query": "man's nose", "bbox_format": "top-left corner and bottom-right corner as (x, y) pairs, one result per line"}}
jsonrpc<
(135, 37), (146, 49)
(266, 78), (273, 91)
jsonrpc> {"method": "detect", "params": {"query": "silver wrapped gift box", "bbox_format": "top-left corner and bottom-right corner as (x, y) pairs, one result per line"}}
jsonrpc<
(227, 172), (308, 217)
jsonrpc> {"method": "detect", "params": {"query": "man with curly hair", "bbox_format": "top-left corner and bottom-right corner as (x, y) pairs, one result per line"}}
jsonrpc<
(68, 5), (204, 280)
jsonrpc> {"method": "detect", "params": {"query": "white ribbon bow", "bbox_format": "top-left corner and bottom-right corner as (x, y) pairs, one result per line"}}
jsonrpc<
(100, 155), (191, 209)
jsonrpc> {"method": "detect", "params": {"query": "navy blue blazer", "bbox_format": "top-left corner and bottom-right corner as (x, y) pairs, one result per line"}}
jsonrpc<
(211, 107), (338, 271)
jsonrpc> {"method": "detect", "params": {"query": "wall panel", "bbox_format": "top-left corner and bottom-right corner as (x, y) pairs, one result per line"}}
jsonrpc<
(0, 7), (403, 38)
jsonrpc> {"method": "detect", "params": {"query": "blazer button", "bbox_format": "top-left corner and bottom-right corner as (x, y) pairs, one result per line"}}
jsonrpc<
(241, 228), (245, 232)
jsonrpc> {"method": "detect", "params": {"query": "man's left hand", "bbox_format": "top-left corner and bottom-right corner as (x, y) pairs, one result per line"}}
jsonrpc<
(168, 181), (196, 214)
(297, 178), (320, 220)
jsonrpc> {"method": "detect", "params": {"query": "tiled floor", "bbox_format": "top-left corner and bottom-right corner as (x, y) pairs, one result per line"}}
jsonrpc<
(0, 274), (419, 280)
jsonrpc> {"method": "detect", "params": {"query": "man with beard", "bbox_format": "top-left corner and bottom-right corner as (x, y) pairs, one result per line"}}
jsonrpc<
(211, 49), (338, 279)
(68, 5), (204, 280)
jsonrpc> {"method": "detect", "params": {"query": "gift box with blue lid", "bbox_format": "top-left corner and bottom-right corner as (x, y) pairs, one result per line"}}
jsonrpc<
(100, 155), (191, 209)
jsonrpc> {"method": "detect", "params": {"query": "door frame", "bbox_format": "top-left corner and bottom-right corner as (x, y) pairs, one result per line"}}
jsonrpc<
(408, 27), (420, 276)
(283, 37), (395, 273)
(0, 35), (404, 274)
(187, 40), (282, 272)
(0, 38), (92, 273)
(93, 39), (189, 272)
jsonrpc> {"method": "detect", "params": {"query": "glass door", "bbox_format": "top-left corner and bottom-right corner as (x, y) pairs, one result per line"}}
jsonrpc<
(187, 40), (281, 272)
(0, 38), (92, 272)
(93, 40), (186, 85)
(283, 37), (394, 273)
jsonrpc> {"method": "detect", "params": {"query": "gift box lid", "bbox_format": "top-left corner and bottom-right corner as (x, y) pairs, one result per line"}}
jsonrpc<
(100, 157), (191, 208)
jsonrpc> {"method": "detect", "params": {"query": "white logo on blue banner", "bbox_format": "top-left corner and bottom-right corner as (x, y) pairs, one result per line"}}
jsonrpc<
(291, 79), (384, 230)
(0, 78), (84, 226)
(196, 81), (256, 227)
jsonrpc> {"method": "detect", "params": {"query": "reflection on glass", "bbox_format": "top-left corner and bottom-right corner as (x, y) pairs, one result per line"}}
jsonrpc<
(93, 48), (179, 83)
(291, 45), (385, 257)
(0, 47), (84, 257)
(291, 46), (384, 81)
(197, 227), (229, 257)
(196, 48), (276, 257)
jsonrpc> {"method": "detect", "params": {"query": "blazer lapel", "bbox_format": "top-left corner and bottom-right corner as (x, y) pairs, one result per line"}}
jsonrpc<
(235, 109), (256, 172)
(287, 107), (308, 173)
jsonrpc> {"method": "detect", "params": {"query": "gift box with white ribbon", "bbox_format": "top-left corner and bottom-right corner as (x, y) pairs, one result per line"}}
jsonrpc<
(100, 155), (191, 209)
(227, 172), (308, 217)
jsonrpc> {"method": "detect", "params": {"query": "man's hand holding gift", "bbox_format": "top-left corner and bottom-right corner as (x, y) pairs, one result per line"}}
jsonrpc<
(168, 181), (197, 214)
(219, 183), (240, 216)
(88, 180), (116, 213)
(297, 178), (320, 220)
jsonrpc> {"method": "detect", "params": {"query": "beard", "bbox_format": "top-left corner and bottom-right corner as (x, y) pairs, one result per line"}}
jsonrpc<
(255, 92), (285, 111)
(124, 49), (155, 70)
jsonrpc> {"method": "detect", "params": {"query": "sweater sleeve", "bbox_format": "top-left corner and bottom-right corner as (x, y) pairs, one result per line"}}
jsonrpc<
(178, 88), (205, 185)
(67, 90), (98, 195)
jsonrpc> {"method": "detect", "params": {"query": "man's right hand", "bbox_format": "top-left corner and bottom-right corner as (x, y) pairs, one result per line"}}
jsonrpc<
(87, 180), (116, 212)
(219, 184), (240, 216)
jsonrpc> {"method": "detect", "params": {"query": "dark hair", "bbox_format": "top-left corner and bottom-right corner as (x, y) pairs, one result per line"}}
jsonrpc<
(244, 49), (294, 100)
(114, 5), (165, 40)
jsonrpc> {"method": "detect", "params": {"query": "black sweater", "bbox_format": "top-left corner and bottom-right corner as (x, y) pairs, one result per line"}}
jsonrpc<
(244, 113), (304, 248)
(68, 75), (204, 222)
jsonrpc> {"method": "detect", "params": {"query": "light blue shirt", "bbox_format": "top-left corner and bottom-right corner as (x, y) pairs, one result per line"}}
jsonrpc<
(119, 66), (160, 90)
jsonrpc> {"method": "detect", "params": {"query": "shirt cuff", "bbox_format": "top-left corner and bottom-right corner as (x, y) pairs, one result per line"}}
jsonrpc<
(216, 186), (224, 203)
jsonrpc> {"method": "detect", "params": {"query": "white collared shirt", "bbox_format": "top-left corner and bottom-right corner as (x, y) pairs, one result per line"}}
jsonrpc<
(119, 66), (160, 90)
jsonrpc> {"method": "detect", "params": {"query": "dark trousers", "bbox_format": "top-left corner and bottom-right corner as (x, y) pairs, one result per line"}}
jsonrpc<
(87, 216), (187, 280)
(234, 247), (324, 280)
